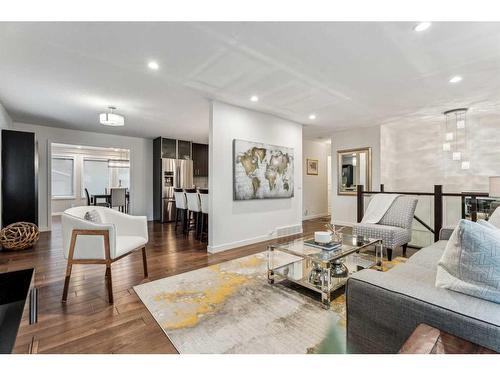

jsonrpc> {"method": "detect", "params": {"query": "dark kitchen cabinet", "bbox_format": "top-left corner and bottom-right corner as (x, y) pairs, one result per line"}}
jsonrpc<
(1, 130), (38, 227)
(177, 140), (191, 160)
(161, 138), (176, 159)
(192, 143), (208, 177)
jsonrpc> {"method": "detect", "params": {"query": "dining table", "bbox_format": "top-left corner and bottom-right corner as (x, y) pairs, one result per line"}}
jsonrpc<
(92, 192), (130, 211)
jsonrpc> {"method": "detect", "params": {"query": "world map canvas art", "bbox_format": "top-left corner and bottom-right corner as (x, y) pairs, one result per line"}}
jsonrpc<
(233, 139), (294, 200)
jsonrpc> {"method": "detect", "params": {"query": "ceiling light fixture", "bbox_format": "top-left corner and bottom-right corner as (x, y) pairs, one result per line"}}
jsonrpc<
(413, 22), (431, 32)
(449, 76), (463, 83)
(309, 114), (317, 120)
(99, 106), (125, 127)
(250, 95), (259, 102)
(148, 61), (159, 70)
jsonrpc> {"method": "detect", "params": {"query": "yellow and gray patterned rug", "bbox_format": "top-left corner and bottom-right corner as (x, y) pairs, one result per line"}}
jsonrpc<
(134, 251), (405, 354)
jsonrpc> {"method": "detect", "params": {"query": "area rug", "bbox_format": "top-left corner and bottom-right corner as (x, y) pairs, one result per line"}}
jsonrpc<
(134, 251), (405, 354)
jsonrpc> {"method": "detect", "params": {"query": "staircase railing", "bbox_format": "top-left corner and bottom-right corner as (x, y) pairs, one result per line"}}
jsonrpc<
(356, 184), (488, 242)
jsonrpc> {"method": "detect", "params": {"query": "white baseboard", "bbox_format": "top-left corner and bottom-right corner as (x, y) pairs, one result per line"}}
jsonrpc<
(302, 212), (329, 220)
(39, 226), (50, 232)
(207, 223), (303, 254)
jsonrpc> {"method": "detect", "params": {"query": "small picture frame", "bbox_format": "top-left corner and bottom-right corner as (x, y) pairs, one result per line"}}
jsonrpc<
(306, 159), (319, 175)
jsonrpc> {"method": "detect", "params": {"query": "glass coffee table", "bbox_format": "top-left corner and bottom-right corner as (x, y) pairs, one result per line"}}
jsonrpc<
(267, 234), (383, 308)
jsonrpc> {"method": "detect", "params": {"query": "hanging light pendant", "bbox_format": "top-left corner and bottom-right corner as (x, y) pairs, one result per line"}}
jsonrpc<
(443, 108), (469, 169)
(100, 106), (125, 127)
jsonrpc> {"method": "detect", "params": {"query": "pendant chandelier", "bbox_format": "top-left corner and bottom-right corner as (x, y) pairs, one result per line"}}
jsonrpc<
(443, 108), (469, 170)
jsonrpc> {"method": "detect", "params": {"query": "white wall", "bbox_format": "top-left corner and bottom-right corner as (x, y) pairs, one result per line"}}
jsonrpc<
(330, 126), (381, 226)
(0, 101), (13, 227)
(209, 101), (303, 253)
(302, 139), (329, 219)
(0, 102), (12, 129)
(12, 122), (153, 230)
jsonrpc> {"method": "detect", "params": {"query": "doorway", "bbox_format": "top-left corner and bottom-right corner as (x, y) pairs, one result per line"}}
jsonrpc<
(49, 143), (131, 227)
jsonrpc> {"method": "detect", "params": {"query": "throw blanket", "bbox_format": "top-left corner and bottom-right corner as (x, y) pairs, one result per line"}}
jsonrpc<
(361, 194), (400, 224)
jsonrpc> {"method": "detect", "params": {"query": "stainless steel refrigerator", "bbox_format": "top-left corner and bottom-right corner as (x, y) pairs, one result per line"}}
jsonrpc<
(161, 158), (193, 222)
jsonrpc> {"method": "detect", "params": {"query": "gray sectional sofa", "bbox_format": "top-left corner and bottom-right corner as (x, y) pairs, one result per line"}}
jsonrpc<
(346, 229), (500, 353)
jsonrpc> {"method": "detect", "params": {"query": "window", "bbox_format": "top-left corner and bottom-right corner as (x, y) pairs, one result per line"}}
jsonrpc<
(52, 157), (74, 198)
(82, 159), (109, 196)
(110, 167), (130, 189)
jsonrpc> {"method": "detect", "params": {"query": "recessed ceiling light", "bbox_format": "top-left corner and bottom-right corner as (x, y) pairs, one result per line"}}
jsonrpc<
(148, 61), (159, 70)
(449, 76), (463, 83)
(414, 22), (431, 32)
(250, 95), (259, 102)
(309, 114), (316, 120)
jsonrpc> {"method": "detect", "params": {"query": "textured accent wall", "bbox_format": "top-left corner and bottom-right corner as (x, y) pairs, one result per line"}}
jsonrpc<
(382, 112), (499, 193)
(381, 110), (500, 246)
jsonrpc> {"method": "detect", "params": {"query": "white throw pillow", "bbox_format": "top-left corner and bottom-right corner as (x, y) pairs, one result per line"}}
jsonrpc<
(436, 219), (500, 303)
(84, 209), (102, 223)
(489, 206), (500, 229)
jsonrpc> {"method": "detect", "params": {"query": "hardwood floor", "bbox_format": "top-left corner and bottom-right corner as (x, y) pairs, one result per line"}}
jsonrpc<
(1, 215), (332, 354)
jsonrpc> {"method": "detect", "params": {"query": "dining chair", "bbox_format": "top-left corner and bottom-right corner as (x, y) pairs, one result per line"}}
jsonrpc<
(84, 188), (92, 206)
(85, 188), (110, 207)
(110, 188), (127, 212)
(198, 189), (209, 242)
(174, 188), (188, 233)
(185, 188), (201, 237)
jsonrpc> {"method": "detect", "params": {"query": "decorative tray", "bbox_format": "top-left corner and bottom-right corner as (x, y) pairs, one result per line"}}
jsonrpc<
(304, 239), (342, 251)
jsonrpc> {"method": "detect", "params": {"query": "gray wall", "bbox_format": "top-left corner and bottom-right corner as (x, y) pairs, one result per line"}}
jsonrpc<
(330, 126), (380, 225)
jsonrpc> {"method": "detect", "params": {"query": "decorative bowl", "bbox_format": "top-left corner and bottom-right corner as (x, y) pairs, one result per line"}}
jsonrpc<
(314, 231), (332, 244)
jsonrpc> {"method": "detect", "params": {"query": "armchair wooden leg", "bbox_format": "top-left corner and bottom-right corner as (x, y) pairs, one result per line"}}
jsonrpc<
(62, 231), (77, 303)
(62, 261), (73, 303)
(387, 248), (393, 261)
(402, 243), (408, 257)
(105, 264), (114, 304)
(142, 247), (148, 278)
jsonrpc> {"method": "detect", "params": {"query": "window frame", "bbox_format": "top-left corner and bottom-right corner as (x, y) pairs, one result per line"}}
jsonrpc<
(51, 155), (76, 200)
(81, 157), (111, 198)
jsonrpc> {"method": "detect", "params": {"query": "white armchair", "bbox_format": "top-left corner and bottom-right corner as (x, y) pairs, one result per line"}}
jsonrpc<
(61, 206), (149, 304)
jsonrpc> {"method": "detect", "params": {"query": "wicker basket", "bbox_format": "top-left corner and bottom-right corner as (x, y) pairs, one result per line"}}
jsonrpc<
(0, 222), (40, 250)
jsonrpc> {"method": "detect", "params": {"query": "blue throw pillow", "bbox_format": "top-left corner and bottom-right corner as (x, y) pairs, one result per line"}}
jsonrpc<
(436, 219), (500, 303)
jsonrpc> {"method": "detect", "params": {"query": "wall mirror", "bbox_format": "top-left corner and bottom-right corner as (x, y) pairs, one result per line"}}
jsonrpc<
(337, 147), (372, 195)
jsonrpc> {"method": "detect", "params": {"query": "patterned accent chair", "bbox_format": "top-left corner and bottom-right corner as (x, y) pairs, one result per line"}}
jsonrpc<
(353, 195), (418, 260)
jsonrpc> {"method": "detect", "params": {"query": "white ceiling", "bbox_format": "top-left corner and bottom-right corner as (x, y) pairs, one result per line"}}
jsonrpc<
(1, 22), (500, 142)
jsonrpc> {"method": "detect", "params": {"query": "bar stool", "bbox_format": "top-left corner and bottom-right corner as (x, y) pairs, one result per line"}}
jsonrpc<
(198, 189), (209, 242)
(174, 188), (188, 233)
(185, 188), (201, 237)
